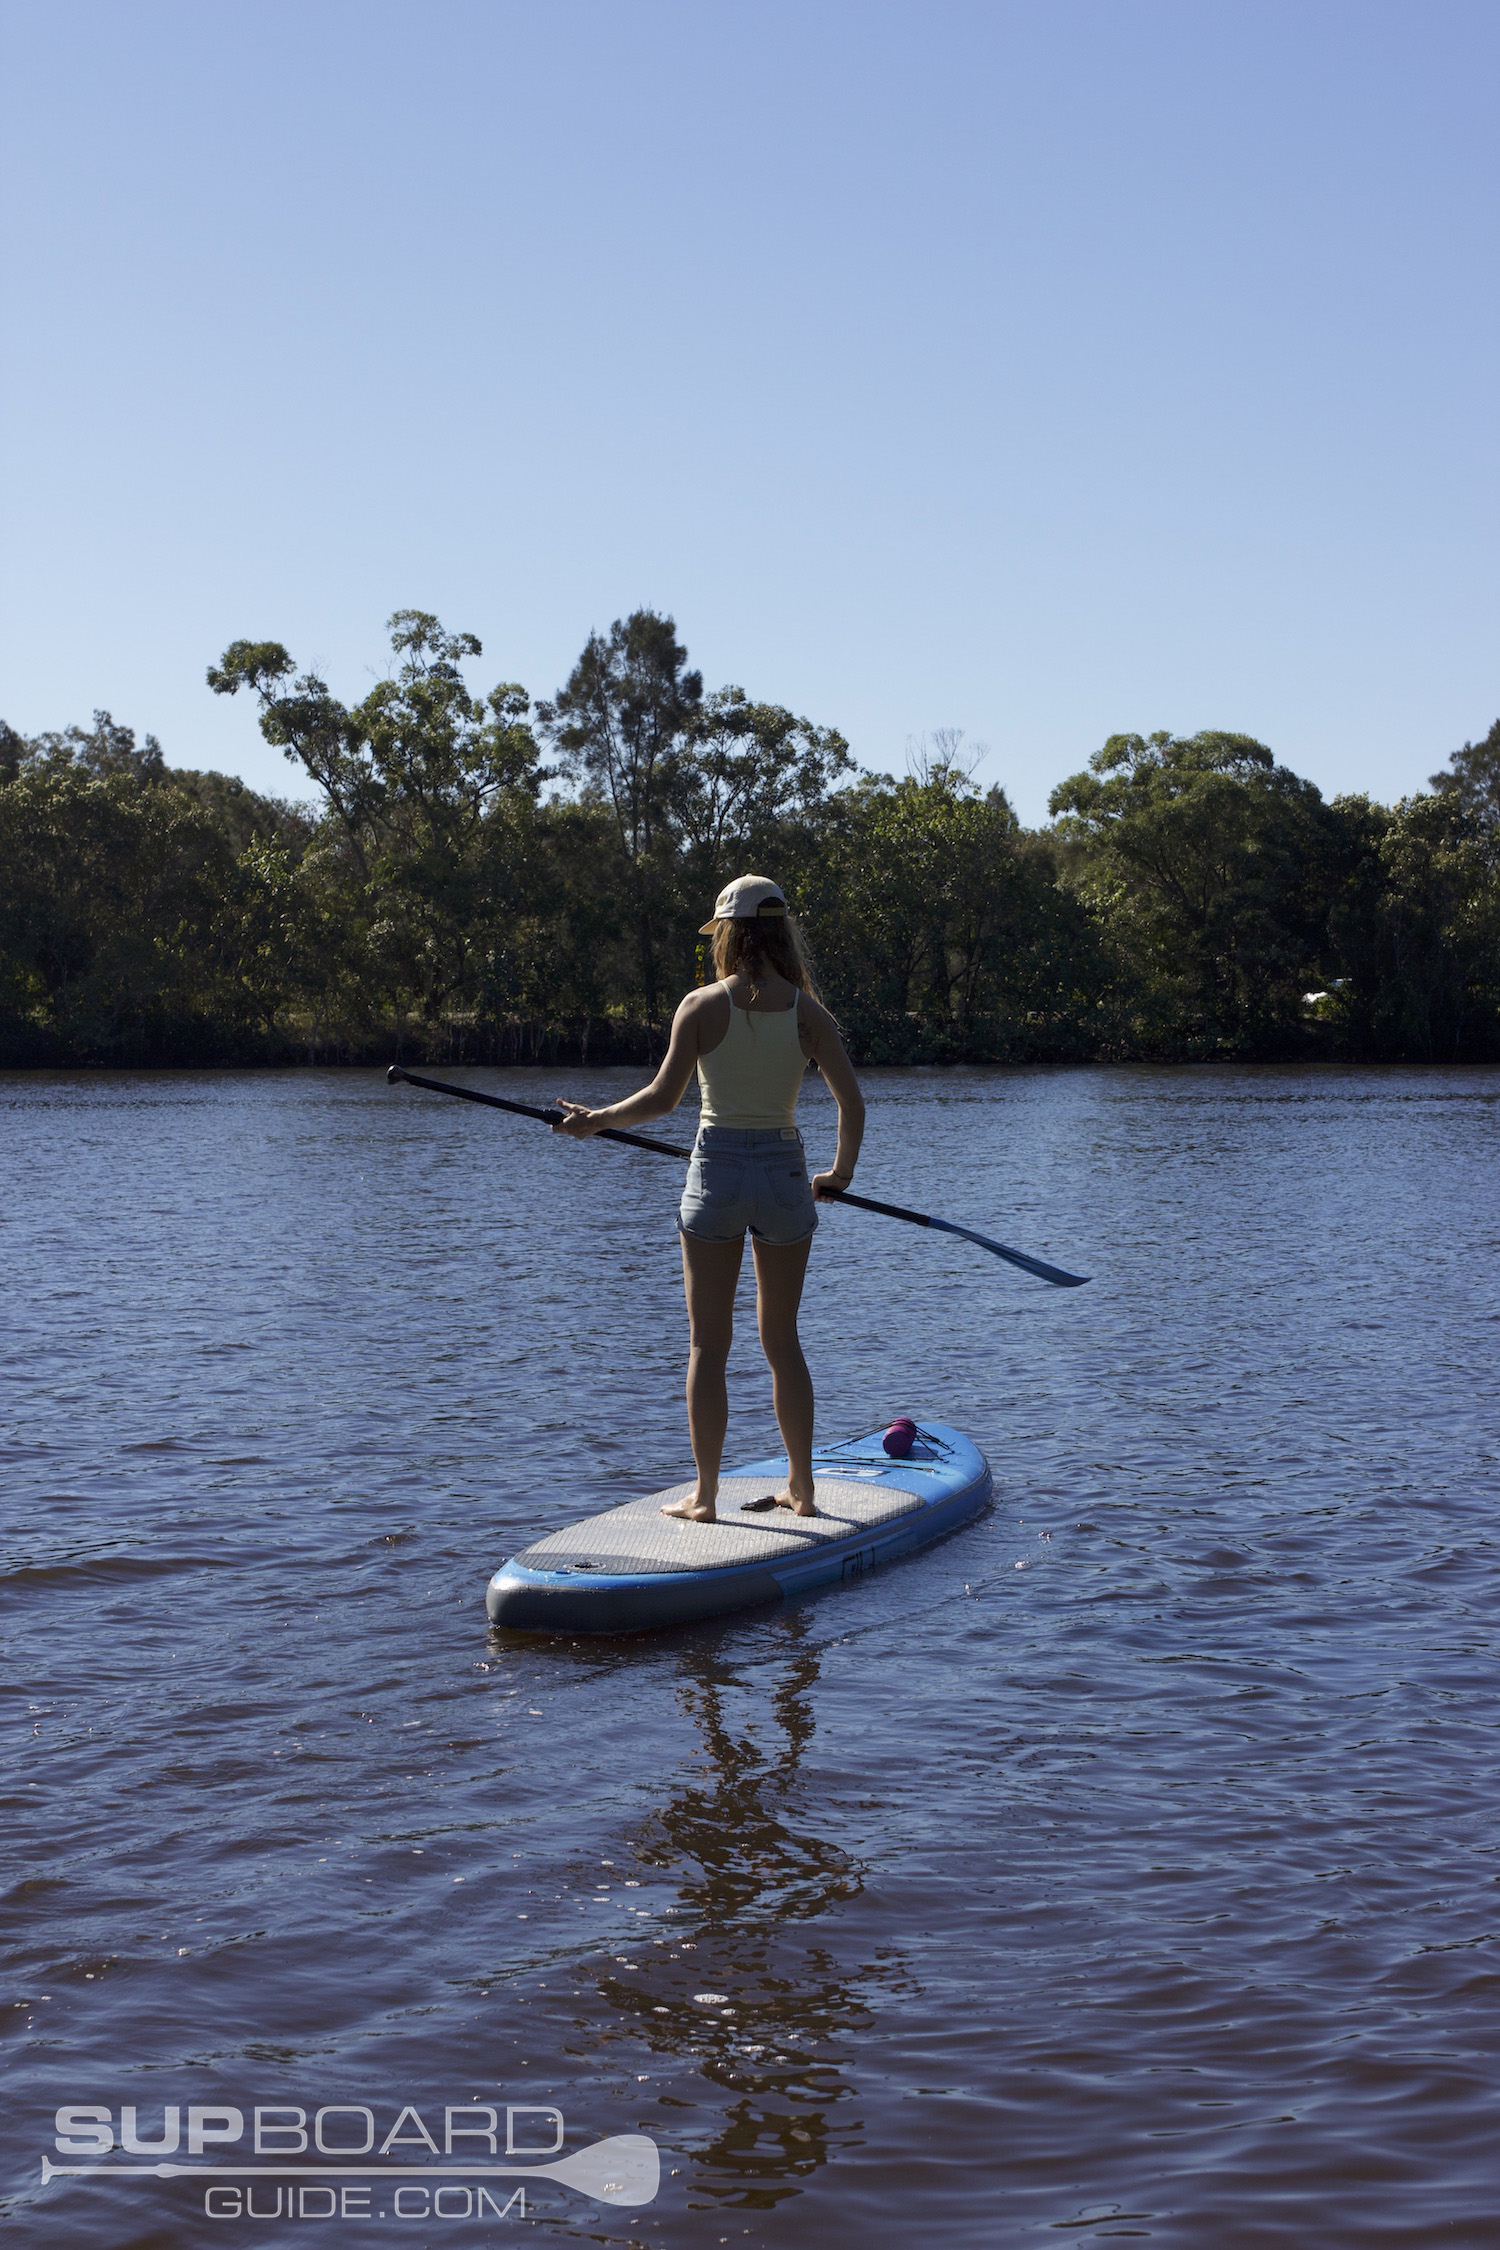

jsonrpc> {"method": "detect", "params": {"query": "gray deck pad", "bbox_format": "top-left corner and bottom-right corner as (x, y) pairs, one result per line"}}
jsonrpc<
(514, 1476), (926, 1577)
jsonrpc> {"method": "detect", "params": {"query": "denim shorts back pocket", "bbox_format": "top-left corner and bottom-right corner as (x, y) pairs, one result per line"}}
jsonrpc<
(679, 1152), (751, 1239)
(768, 1157), (812, 1212)
(749, 1153), (817, 1243)
(687, 1153), (746, 1209)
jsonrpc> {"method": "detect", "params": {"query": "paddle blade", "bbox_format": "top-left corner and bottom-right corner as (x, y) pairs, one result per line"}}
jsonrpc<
(548, 2134), (661, 2206)
(933, 1218), (1090, 1287)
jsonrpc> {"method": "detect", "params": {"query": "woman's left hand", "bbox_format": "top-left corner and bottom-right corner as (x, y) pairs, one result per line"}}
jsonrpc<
(551, 1098), (604, 1138)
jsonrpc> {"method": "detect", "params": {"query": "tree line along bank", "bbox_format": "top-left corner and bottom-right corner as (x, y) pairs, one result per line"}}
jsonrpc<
(3, 609), (1497, 1069)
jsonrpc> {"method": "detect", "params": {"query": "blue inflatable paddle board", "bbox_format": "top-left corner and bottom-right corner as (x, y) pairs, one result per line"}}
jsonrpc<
(485, 1420), (991, 1634)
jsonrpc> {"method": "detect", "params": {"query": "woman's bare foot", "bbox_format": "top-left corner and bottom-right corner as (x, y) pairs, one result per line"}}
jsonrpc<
(772, 1488), (817, 1518)
(662, 1494), (716, 1522)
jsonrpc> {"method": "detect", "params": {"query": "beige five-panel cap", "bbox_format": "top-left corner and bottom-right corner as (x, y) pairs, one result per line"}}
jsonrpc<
(699, 876), (787, 934)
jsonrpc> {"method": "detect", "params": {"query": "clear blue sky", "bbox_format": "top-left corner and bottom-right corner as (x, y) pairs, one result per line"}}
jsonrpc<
(1, 0), (1494, 822)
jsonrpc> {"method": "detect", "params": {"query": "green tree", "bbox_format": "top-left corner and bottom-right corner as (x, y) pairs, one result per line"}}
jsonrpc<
(10, 709), (168, 785)
(801, 758), (1111, 1060)
(168, 767), (312, 857)
(209, 611), (543, 1029)
(0, 712), (329, 1062)
(1326, 791), (1500, 1059)
(537, 611), (702, 1027)
(1431, 717), (1500, 829)
(1048, 730), (1342, 1056)
(675, 689), (853, 874)
(0, 759), (233, 1061)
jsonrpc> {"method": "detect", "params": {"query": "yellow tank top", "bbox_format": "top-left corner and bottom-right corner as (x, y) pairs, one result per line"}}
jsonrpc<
(696, 995), (807, 1130)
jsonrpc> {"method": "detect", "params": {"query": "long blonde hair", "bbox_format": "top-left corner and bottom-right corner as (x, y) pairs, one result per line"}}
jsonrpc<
(709, 909), (818, 1006)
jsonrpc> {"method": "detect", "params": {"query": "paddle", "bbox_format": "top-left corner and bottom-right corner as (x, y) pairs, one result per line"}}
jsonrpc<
(386, 1064), (691, 1160)
(819, 1185), (1088, 1287)
(386, 1065), (1089, 1287)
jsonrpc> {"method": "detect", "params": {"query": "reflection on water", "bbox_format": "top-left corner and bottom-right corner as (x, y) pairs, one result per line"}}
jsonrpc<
(654, 1625), (857, 1924)
(608, 1619), (880, 2209)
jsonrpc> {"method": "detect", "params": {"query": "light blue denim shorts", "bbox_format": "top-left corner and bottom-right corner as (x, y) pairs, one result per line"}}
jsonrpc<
(678, 1125), (819, 1245)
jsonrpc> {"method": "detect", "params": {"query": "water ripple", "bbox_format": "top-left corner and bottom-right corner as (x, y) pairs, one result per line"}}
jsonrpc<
(2, 1063), (1498, 2246)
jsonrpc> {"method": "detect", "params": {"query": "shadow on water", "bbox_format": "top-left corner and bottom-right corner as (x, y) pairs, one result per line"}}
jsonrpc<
(497, 1606), (902, 2219)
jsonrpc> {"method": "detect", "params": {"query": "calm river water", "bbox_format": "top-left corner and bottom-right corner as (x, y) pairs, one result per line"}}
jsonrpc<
(4, 1065), (1499, 2248)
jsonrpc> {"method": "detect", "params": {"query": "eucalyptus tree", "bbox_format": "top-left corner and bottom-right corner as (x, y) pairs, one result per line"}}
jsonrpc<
(6, 709), (168, 785)
(1431, 718), (1500, 829)
(209, 611), (543, 1027)
(538, 610), (702, 1026)
(1049, 730), (1342, 1056)
(804, 756), (1100, 1059)
(0, 753), (236, 1061)
(1327, 790), (1500, 1060)
(676, 689), (852, 881)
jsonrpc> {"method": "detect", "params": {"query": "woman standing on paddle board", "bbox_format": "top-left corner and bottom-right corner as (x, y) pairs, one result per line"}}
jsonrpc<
(551, 876), (864, 1523)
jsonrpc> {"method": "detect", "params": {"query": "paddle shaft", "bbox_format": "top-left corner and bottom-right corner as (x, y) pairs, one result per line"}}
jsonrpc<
(386, 1064), (1088, 1285)
(818, 1186), (1087, 1285)
(825, 1184), (933, 1226)
(387, 1064), (690, 1159)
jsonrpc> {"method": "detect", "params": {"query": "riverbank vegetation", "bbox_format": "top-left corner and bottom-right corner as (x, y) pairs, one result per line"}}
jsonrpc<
(4, 610), (1497, 1067)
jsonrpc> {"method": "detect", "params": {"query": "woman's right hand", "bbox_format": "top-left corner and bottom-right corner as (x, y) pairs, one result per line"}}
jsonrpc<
(551, 1098), (604, 1139)
(812, 1169), (851, 1200)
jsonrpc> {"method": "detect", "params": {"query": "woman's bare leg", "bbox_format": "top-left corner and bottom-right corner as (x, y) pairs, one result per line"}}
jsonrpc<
(664, 1232), (744, 1521)
(751, 1235), (816, 1514)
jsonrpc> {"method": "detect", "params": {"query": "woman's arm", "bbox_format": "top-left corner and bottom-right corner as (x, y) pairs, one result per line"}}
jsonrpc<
(800, 996), (865, 1196)
(551, 991), (711, 1137)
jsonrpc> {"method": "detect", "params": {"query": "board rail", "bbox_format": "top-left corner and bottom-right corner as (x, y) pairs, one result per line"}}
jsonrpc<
(486, 1422), (991, 1634)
